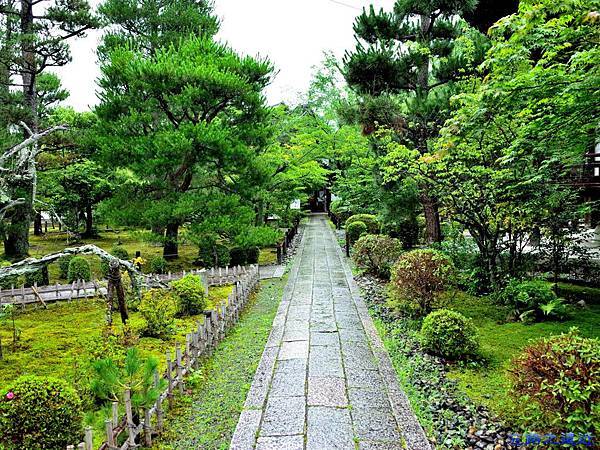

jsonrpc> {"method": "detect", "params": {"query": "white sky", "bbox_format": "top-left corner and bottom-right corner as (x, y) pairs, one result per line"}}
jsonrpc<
(52, 0), (397, 111)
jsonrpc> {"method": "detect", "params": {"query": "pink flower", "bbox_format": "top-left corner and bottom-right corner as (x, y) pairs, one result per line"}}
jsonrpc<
(5, 392), (14, 400)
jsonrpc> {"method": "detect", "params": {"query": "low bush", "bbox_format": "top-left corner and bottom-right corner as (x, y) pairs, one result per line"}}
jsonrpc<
(110, 245), (129, 260)
(139, 289), (178, 337)
(229, 247), (247, 266)
(381, 216), (420, 249)
(352, 234), (403, 279)
(346, 221), (367, 245)
(497, 279), (568, 322)
(346, 214), (379, 234)
(170, 274), (207, 316)
(555, 282), (600, 305)
(330, 200), (353, 224)
(24, 267), (49, 287)
(67, 257), (91, 282)
(196, 241), (231, 268)
(509, 329), (600, 434)
(149, 256), (168, 274)
(246, 246), (260, 264)
(389, 249), (454, 316)
(420, 309), (479, 360)
(58, 255), (73, 279)
(0, 375), (83, 449)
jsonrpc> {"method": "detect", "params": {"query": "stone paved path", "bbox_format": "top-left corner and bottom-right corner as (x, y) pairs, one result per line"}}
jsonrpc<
(230, 215), (430, 450)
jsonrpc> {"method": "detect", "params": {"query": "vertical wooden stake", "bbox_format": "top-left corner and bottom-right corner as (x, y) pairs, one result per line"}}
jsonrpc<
(175, 343), (184, 393)
(124, 389), (136, 446)
(105, 419), (115, 448)
(166, 351), (174, 409)
(144, 408), (153, 446)
(111, 401), (119, 427)
(84, 426), (93, 450)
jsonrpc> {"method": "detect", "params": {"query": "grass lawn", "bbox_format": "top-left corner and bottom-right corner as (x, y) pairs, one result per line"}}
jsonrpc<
(156, 276), (286, 450)
(445, 291), (600, 426)
(0, 284), (232, 447)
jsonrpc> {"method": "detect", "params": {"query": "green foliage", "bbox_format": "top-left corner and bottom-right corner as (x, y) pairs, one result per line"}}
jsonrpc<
(170, 274), (207, 316)
(509, 329), (600, 434)
(67, 257), (91, 283)
(196, 241), (231, 268)
(346, 214), (379, 234)
(352, 234), (403, 279)
(330, 200), (353, 224)
(110, 245), (129, 260)
(346, 221), (367, 244)
(234, 227), (282, 249)
(0, 375), (83, 449)
(421, 309), (479, 360)
(139, 289), (178, 337)
(556, 283), (600, 306)
(149, 256), (168, 274)
(497, 279), (568, 323)
(58, 255), (73, 279)
(389, 249), (454, 316)
(246, 247), (260, 265)
(229, 246), (260, 266)
(24, 267), (48, 287)
(91, 347), (165, 409)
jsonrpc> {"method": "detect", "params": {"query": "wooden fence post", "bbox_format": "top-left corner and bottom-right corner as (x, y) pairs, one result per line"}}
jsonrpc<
(175, 343), (184, 393)
(144, 408), (152, 447)
(84, 426), (93, 450)
(166, 351), (174, 409)
(111, 401), (119, 427)
(124, 389), (136, 446)
(154, 370), (164, 431)
(105, 419), (116, 449)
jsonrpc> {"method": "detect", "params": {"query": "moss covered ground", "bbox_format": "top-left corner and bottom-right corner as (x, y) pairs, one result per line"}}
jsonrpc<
(155, 276), (286, 450)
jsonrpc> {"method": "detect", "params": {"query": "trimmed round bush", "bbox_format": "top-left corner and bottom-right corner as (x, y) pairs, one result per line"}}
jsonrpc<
(497, 279), (567, 322)
(420, 309), (479, 359)
(58, 255), (73, 279)
(170, 274), (207, 316)
(149, 256), (168, 274)
(352, 234), (403, 279)
(24, 267), (49, 287)
(139, 289), (178, 337)
(509, 329), (599, 433)
(246, 246), (260, 264)
(346, 214), (379, 234)
(390, 249), (454, 316)
(110, 245), (129, 260)
(67, 257), (91, 283)
(229, 247), (248, 266)
(196, 242), (231, 268)
(0, 375), (83, 449)
(346, 221), (368, 245)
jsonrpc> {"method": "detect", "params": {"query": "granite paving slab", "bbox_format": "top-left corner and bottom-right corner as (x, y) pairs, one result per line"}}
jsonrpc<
(230, 214), (431, 450)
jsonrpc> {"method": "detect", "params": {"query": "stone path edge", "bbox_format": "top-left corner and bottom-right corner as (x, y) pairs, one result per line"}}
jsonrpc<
(327, 224), (432, 450)
(229, 228), (307, 450)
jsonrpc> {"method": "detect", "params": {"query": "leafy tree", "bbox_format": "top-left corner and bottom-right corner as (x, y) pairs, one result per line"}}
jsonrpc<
(0, 0), (97, 258)
(343, 0), (488, 243)
(96, 36), (273, 258)
(385, 0), (600, 290)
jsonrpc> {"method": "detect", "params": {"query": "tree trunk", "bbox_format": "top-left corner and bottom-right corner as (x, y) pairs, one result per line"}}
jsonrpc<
(4, 202), (31, 259)
(33, 211), (43, 236)
(163, 222), (179, 259)
(107, 259), (128, 325)
(420, 189), (441, 244)
(83, 203), (94, 237)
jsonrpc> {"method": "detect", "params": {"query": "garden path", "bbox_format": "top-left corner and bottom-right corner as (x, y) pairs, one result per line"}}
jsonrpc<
(230, 214), (430, 450)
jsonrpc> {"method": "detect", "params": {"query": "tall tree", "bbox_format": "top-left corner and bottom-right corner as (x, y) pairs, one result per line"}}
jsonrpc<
(95, 36), (273, 258)
(343, 0), (488, 243)
(0, 0), (96, 258)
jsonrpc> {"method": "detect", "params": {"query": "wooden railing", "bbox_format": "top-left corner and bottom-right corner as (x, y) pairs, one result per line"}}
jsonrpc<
(66, 264), (260, 449)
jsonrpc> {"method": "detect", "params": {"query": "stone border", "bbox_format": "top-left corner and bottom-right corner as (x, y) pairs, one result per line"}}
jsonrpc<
(327, 224), (432, 450)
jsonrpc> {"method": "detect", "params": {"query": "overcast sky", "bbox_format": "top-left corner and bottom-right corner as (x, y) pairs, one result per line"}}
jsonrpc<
(52, 0), (397, 111)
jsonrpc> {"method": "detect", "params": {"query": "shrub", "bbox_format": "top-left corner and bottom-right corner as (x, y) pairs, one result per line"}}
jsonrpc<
(346, 214), (379, 234)
(24, 267), (49, 287)
(110, 245), (129, 260)
(58, 255), (73, 279)
(170, 274), (207, 316)
(0, 375), (83, 449)
(346, 221), (368, 245)
(229, 247), (248, 266)
(196, 241), (231, 268)
(389, 249), (454, 316)
(497, 279), (568, 322)
(352, 234), (403, 279)
(246, 246), (260, 264)
(139, 289), (178, 337)
(330, 200), (353, 224)
(67, 257), (91, 282)
(149, 256), (168, 274)
(420, 309), (479, 360)
(509, 329), (600, 434)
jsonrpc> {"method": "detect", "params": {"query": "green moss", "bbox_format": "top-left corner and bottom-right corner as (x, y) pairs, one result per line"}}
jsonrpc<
(258, 247), (278, 265)
(156, 276), (286, 450)
(445, 291), (600, 425)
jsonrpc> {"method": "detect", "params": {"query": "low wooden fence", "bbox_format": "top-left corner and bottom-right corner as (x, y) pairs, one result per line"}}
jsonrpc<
(276, 222), (300, 264)
(0, 265), (255, 307)
(66, 264), (260, 449)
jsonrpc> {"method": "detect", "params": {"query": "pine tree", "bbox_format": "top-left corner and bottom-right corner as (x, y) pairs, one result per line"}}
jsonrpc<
(343, 0), (488, 243)
(0, 0), (97, 258)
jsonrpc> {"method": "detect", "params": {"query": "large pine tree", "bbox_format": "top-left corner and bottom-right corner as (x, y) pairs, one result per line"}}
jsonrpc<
(343, 0), (487, 243)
